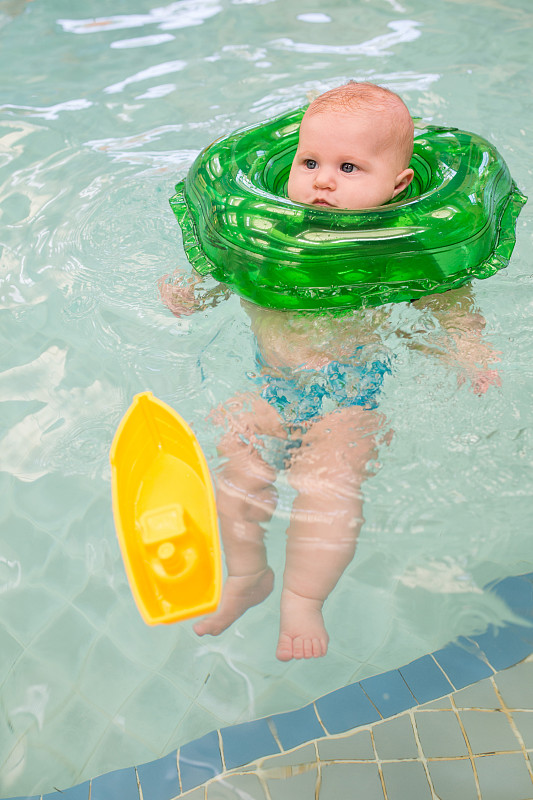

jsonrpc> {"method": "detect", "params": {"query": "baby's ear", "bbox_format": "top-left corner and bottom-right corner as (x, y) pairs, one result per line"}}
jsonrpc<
(392, 168), (414, 197)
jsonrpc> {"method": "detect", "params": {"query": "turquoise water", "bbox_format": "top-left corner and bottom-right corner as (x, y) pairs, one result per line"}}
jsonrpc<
(0, 0), (532, 796)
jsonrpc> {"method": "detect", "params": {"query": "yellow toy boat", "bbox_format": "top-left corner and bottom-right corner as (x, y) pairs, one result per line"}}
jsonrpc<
(110, 391), (221, 625)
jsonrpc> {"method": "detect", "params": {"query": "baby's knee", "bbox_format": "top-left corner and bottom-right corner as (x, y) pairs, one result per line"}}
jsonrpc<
(216, 472), (278, 523)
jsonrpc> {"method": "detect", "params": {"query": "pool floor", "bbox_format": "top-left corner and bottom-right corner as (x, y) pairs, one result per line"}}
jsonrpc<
(10, 571), (533, 800)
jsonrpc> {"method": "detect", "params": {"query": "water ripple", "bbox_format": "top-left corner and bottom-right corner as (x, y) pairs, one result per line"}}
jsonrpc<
(110, 34), (176, 49)
(269, 20), (421, 56)
(103, 59), (187, 95)
(249, 71), (440, 117)
(0, 99), (93, 121)
(57, 0), (222, 35)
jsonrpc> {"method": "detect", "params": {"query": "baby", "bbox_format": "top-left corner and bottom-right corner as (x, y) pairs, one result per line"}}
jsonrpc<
(288, 81), (414, 209)
(162, 83), (499, 661)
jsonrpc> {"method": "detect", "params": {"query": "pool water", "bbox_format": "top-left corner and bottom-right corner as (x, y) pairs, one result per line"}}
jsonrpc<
(0, 0), (532, 796)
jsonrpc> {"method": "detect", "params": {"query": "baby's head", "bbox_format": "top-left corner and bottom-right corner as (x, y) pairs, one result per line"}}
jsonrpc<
(288, 82), (414, 210)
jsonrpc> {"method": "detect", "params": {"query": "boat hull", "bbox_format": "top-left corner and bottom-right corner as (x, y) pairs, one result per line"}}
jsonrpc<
(110, 392), (221, 625)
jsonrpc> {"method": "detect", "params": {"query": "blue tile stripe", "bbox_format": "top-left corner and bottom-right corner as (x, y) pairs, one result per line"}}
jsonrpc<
(399, 654), (454, 705)
(316, 681), (381, 735)
(178, 730), (222, 793)
(269, 703), (325, 751)
(13, 571), (533, 800)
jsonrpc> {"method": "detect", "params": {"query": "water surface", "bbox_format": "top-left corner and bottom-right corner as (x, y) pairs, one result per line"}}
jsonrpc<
(0, 0), (532, 795)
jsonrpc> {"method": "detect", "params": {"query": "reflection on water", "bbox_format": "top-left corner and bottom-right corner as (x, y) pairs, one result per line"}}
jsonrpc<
(57, 1), (223, 36)
(0, 0), (531, 795)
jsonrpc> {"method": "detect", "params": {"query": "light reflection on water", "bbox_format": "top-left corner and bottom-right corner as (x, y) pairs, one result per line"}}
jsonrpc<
(0, 0), (532, 795)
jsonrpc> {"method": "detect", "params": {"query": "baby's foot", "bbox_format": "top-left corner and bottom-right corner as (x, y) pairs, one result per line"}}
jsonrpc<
(276, 588), (329, 661)
(193, 568), (274, 637)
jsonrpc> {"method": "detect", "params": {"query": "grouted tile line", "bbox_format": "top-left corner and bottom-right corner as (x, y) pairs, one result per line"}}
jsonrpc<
(176, 746), (183, 795)
(312, 701), (328, 736)
(265, 716), (283, 752)
(368, 727), (389, 800)
(314, 762), (322, 800)
(312, 739), (321, 800)
(358, 684), (384, 723)
(408, 707), (441, 800)
(173, 782), (207, 799)
(489, 674), (533, 784)
(217, 728), (227, 772)
(429, 652), (458, 691)
(399, 670), (420, 705)
(463, 637), (497, 677)
(256, 764), (273, 800)
(134, 765), (143, 800)
(449, 695), (482, 800)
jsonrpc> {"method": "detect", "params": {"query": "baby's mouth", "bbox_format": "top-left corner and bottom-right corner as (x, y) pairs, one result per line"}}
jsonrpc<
(313, 198), (334, 207)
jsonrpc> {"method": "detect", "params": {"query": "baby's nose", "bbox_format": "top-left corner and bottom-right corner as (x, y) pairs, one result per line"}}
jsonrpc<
(313, 168), (336, 190)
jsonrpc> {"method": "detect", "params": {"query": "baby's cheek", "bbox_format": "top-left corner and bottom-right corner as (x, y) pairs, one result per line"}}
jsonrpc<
(287, 172), (303, 203)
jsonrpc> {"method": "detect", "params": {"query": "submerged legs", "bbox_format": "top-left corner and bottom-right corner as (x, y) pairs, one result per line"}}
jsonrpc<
(194, 394), (382, 661)
(194, 394), (283, 637)
(276, 406), (380, 660)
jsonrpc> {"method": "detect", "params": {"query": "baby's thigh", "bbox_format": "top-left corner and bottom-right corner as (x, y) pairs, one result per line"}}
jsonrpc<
(288, 406), (383, 494)
(212, 391), (287, 487)
(214, 390), (287, 445)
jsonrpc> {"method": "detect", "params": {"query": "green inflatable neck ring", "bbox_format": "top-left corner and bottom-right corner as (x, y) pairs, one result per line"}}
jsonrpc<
(170, 108), (526, 311)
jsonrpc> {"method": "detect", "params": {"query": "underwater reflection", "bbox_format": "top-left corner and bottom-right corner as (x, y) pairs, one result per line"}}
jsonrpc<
(161, 281), (501, 661)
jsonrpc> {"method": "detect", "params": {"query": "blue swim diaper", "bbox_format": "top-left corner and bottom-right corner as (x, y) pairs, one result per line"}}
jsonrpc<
(260, 356), (391, 427)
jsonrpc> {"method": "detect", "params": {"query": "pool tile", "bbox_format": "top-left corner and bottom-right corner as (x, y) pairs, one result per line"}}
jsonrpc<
(381, 761), (432, 800)
(17, 571), (533, 800)
(418, 696), (452, 710)
(427, 759), (478, 800)
(433, 639), (493, 689)
(220, 718), (279, 770)
(317, 730), (374, 761)
(494, 660), (533, 708)
(373, 714), (419, 760)
(474, 752), (533, 800)
(268, 703), (324, 751)
(207, 772), (267, 799)
(315, 682), (381, 735)
(459, 709), (520, 754)
(469, 624), (533, 671)
(487, 575), (533, 618)
(320, 763), (384, 800)
(261, 743), (316, 770)
(90, 767), (140, 800)
(266, 767), (317, 800)
(137, 750), (180, 800)
(179, 730), (223, 793)
(512, 711), (533, 747)
(414, 710), (468, 757)
(452, 678), (500, 709)
(360, 669), (416, 718)
(399, 655), (454, 704)
(10, 797), (41, 800)
(42, 781), (90, 799)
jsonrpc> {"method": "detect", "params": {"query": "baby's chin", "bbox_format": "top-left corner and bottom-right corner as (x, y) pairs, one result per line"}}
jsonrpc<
(287, 190), (392, 211)
(290, 198), (388, 211)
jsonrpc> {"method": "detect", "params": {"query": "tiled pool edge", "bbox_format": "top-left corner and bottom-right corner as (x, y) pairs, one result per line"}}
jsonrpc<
(8, 572), (533, 800)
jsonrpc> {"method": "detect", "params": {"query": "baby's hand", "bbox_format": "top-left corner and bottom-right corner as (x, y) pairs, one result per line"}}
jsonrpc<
(458, 367), (501, 396)
(158, 272), (199, 317)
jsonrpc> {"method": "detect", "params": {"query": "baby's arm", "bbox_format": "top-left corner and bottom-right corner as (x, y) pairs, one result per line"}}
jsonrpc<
(412, 286), (501, 394)
(158, 270), (231, 317)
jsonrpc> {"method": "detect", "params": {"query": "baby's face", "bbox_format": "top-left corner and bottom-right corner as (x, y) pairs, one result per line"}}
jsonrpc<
(288, 110), (413, 210)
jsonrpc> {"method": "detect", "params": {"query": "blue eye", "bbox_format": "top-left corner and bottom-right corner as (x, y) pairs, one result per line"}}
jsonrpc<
(341, 162), (356, 173)
(305, 159), (318, 170)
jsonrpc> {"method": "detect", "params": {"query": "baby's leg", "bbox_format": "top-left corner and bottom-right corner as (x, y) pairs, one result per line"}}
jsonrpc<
(194, 393), (286, 637)
(276, 406), (382, 660)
